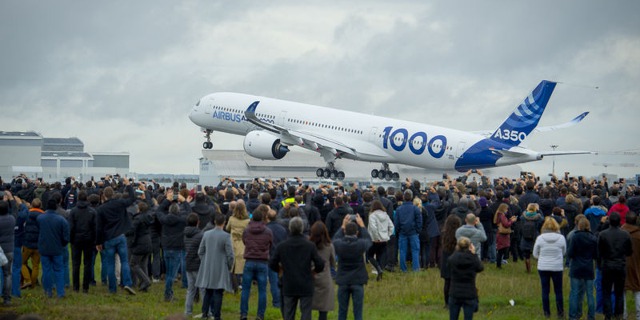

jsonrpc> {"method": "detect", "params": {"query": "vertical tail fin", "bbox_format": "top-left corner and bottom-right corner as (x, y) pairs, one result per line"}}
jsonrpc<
(490, 80), (557, 148)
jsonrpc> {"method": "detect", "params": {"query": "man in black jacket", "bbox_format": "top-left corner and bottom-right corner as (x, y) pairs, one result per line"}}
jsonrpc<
(95, 178), (136, 295)
(157, 189), (188, 302)
(269, 217), (324, 320)
(333, 214), (372, 320)
(69, 191), (96, 293)
(598, 212), (632, 319)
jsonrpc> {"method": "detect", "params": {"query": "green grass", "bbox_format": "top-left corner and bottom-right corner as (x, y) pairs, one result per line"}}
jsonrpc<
(3, 260), (638, 319)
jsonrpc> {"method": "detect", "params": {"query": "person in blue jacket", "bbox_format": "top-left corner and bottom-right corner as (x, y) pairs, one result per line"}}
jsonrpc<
(36, 191), (70, 298)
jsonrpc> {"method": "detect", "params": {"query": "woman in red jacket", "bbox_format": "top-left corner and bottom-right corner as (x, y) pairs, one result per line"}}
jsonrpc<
(608, 195), (629, 225)
(493, 203), (517, 269)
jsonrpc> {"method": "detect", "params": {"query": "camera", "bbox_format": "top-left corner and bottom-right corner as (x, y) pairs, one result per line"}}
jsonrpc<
(135, 189), (144, 198)
(442, 173), (447, 179)
(349, 214), (357, 222)
(173, 194), (179, 201)
(471, 169), (477, 173)
(520, 171), (527, 177)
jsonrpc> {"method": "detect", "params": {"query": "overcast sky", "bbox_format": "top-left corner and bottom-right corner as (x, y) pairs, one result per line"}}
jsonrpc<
(1, 1), (639, 179)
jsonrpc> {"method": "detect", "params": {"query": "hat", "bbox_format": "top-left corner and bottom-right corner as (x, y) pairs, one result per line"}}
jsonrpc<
(478, 197), (488, 207)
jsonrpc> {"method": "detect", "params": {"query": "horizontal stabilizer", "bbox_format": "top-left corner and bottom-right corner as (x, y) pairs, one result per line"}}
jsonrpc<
(540, 150), (594, 156)
(535, 112), (589, 132)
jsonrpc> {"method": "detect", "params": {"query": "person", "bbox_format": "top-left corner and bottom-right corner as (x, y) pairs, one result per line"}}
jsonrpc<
(325, 196), (350, 238)
(69, 191), (96, 293)
(394, 190), (422, 272)
(157, 189), (188, 302)
(455, 213), (486, 259)
(608, 195), (629, 225)
(196, 214), (234, 320)
(533, 217), (567, 318)
(269, 217), (324, 320)
(448, 236), (484, 320)
(95, 178), (136, 295)
(367, 200), (394, 281)
(333, 214), (372, 320)
(493, 203), (517, 269)
(240, 209), (273, 320)
(567, 218), (597, 320)
(520, 203), (544, 273)
(0, 195), (16, 304)
(310, 221), (335, 320)
(130, 201), (153, 292)
(225, 201), (250, 292)
(264, 206), (287, 309)
(441, 215), (462, 308)
(22, 198), (44, 289)
(183, 212), (203, 316)
(598, 211), (632, 319)
(622, 211), (640, 320)
(36, 191), (70, 298)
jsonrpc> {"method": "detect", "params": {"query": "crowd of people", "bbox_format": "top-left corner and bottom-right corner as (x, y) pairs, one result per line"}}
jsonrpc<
(0, 170), (639, 320)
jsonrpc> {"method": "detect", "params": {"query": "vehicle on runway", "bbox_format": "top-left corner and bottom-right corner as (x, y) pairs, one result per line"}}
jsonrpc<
(189, 80), (589, 181)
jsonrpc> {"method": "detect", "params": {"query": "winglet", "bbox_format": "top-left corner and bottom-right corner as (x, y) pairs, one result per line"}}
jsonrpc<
(535, 111), (589, 133)
(490, 80), (557, 147)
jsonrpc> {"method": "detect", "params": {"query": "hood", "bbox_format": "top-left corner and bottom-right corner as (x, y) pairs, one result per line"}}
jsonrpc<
(335, 205), (349, 216)
(76, 200), (89, 209)
(539, 231), (563, 244)
(192, 203), (211, 215)
(450, 251), (477, 268)
(247, 220), (267, 234)
(184, 226), (201, 238)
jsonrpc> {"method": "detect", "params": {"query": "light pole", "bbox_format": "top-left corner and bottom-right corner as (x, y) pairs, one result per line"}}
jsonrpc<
(550, 145), (558, 175)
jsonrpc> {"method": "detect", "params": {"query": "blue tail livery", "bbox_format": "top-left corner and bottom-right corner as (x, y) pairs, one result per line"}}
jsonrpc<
(490, 80), (557, 147)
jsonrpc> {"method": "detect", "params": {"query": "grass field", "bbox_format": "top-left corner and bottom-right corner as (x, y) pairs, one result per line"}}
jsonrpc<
(2, 260), (637, 320)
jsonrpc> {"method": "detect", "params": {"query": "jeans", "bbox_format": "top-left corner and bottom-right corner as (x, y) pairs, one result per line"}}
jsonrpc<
(283, 295), (312, 320)
(385, 234), (398, 269)
(268, 268), (281, 307)
(429, 235), (441, 267)
(569, 277), (594, 320)
(420, 239), (430, 269)
(203, 288), (224, 319)
(449, 296), (477, 320)
(163, 249), (183, 299)
(12, 246), (21, 297)
(185, 270), (204, 315)
(602, 269), (626, 318)
(62, 244), (70, 287)
(539, 270), (564, 317)
(21, 247), (40, 286)
(337, 284), (364, 320)
(240, 261), (268, 318)
(103, 234), (133, 293)
(398, 234), (420, 272)
(1, 252), (12, 302)
(72, 242), (94, 291)
(150, 239), (162, 279)
(41, 254), (65, 298)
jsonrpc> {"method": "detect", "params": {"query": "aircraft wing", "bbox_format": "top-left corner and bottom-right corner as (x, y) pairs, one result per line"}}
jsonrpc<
(472, 112), (589, 137)
(244, 101), (387, 158)
(540, 150), (595, 156)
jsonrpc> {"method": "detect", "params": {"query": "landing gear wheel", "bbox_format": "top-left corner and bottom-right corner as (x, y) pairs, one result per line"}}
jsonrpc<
(203, 141), (213, 149)
(377, 170), (386, 180)
(371, 169), (379, 178)
(337, 171), (345, 181)
(385, 171), (393, 181)
(391, 172), (400, 181)
(316, 168), (324, 177)
(330, 170), (338, 180)
(323, 169), (331, 179)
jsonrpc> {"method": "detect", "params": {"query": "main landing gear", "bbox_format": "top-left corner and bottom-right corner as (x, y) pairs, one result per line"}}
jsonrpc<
(202, 129), (213, 149)
(315, 162), (345, 181)
(371, 163), (400, 181)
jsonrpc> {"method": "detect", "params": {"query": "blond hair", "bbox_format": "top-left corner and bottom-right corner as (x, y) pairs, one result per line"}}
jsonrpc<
(541, 216), (560, 233)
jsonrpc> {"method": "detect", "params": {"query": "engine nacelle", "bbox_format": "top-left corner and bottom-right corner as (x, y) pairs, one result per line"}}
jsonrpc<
(243, 130), (289, 160)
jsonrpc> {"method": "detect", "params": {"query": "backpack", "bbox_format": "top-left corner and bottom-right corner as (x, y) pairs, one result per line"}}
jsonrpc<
(521, 219), (537, 241)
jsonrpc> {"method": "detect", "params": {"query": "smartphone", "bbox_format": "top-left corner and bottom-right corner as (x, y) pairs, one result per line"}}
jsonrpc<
(135, 189), (144, 198)
(619, 178), (624, 183)
(197, 184), (203, 193)
(442, 174), (447, 179)
(471, 169), (477, 173)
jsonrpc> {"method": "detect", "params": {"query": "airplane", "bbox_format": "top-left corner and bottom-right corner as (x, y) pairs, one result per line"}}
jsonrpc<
(188, 80), (590, 181)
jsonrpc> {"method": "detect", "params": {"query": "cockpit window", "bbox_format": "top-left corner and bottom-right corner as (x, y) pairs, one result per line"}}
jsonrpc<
(196, 100), (200, 106)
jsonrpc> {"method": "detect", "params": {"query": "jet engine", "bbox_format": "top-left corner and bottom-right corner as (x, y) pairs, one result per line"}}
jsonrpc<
(243, 130), (289, 160)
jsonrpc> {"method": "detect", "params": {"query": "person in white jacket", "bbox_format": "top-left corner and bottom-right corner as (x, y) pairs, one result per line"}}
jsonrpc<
(533, 217), (567, 319)
(367, 200), (395, 281)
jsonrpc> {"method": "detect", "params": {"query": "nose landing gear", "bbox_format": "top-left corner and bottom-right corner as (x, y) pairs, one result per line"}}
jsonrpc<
(202, 129), (213, 149)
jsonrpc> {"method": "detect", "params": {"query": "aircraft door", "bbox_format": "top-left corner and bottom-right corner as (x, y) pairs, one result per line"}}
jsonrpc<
(279, 111), (288, 126)
(456, 142), (467, 159)
(369, 127), (378, 144)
